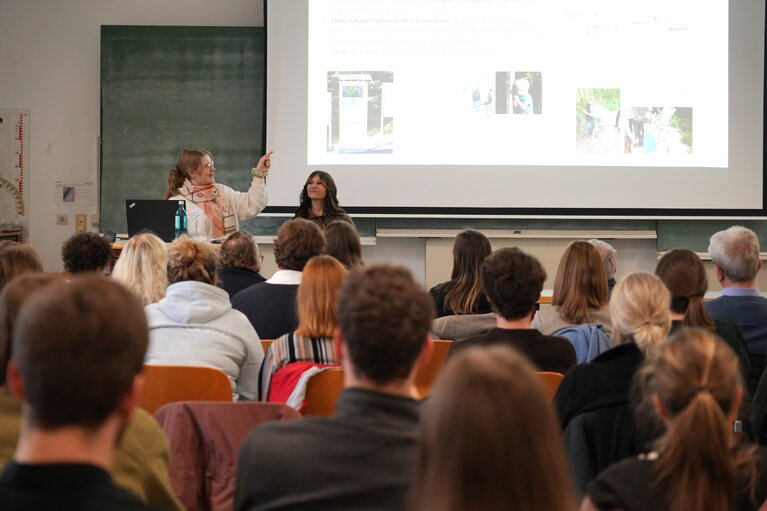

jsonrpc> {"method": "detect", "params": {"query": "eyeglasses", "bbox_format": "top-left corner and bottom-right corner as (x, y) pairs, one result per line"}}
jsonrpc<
(257, 253), (264, 262)
(204, 161), (215, 169)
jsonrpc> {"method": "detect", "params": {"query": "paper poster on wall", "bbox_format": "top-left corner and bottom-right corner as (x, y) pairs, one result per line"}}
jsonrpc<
(54, 180), (95, 207)
(0, 109), (29, 240)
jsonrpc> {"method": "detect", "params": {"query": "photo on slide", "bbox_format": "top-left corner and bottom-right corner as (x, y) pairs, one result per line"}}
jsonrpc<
(496, 72), (542, 115)
(625, 107), (693, 155)
(576, 88), (621, 154)
(326, 71), (394, 154)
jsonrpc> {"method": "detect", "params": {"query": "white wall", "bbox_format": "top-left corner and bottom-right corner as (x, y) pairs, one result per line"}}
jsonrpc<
(0, 0), (264, 271)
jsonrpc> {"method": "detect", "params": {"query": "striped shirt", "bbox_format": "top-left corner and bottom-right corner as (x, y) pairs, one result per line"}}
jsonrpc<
(259, 332), (338, 400)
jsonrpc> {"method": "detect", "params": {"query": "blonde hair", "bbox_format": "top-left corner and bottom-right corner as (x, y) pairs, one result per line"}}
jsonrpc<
(411, 346), (576, 511)
(166, 236), (217, 285)
(610, 272), (671, 357)
(295, 255), (347, 338)
(112, 233), (168, 305)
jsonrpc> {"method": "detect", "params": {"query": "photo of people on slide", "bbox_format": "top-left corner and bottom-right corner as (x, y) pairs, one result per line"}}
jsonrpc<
(576, 88), (693, 155)
(326, 71), (393, 154)
(495, 72), (542, 115)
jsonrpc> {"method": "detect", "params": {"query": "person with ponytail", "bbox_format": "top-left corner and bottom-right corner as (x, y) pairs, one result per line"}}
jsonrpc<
(294, 171), (353, 228)
(144, 237), (264, 401)
(410, 346), (577, 511)
(165, 148), (273, 240)
(584, 328), (767, 511)
(429, 229), (493, 317)
(655, 248), (750, 384)
(555, 272), (672, 493)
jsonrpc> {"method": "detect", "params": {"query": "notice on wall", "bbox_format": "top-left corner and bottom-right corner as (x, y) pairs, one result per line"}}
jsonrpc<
(54, 180), (95, 207)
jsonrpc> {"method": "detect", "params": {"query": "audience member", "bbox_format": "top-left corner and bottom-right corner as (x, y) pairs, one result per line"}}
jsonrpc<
(449, 247), (576, 373)
(429, 229), (492, 317)
(588, 238), (618, 296)
(111, 233), (168, 305)
(411, 346), (576, 511)
(259, 255), (346, 400)
(61, 231), (113, 274)
(232, 218), (327, 339)
(0, 276), (154, 509)
(655, 248), (749, 380)
(0, 243), (42, 292)
(532, 240), (611, 335)
(325, 220), (363, 269)
(555, 272), (671, 494)
(0, 273), (182, 509)
(144, 236), (263, 401)
(584, 329), (767, 511)
(234, 264), (434, 511)
(217, 230), (266, 299)
(706, 226), (767, 392)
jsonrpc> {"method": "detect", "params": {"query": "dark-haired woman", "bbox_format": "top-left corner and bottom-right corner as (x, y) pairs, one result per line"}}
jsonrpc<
(429, 229), (492, 317)
(165, 148), (273, 240)
(655, 248), (750, 385)
(294, 171), (353, 228)
(584, 328), (767, 511)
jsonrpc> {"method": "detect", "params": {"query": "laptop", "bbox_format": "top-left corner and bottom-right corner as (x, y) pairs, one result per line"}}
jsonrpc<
(125, 199), (179, 242)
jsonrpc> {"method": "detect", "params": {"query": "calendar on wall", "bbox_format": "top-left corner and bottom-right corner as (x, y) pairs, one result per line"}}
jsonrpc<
(0, 109), (28, 242)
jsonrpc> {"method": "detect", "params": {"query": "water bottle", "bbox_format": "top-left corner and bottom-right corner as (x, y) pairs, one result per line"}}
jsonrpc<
(174, 200), (187, 238)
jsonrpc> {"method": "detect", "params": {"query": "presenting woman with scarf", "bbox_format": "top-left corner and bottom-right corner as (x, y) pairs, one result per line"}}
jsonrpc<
(164, 148), (272, 240)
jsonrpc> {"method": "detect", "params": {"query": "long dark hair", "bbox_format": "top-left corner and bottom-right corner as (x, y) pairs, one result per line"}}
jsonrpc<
(294, 171), (346, 218)
(655, 248), (715, 330)
(444, 230), (492, 314)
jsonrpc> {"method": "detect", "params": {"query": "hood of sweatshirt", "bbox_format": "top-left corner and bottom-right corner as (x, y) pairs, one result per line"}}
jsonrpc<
(155, 280), (232, 324)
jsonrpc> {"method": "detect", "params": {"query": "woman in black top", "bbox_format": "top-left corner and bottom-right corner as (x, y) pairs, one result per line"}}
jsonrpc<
(429, 229), (492, 317)
(585, 328), (767, 511)
(294, 171), (353, 228)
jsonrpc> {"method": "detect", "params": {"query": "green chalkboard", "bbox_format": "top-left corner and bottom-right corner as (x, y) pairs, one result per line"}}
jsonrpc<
(100, 25), (265, 234)
(657, 220), (767, 252)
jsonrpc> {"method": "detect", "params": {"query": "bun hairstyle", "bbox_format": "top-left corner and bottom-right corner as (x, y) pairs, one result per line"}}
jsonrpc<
(655, 248), (715, 329)
(609, 272), (671, 357)
(164, 148), (211, 199)
(166, 236), (217, 285)
(651, 328), (757, 511)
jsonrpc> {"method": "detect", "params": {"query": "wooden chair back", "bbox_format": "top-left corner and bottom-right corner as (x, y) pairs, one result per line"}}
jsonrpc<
(415, 339), (453, 397)
(260, 339), (274, 353)
(537, 371), (565, 400)
(302, 367), (345, 417)
(139, 365), (233, 414)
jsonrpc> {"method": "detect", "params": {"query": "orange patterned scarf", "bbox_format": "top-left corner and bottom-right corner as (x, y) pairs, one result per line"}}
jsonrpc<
(180, 180), (226, 238)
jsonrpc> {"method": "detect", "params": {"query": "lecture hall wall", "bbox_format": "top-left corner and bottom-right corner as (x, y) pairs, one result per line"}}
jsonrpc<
(1, 0), (754, 292)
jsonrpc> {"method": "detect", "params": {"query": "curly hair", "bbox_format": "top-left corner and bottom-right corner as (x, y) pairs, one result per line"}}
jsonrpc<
(481, 247), (546, 320)
(338, 264), (434, 384)
(166, 236), (217, 285)
(61, 232), (113, 274)
(274, 219), (327, 271)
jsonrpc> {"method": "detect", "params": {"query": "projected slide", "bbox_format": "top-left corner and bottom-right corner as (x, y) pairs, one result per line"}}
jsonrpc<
(307, 0), (721, 167)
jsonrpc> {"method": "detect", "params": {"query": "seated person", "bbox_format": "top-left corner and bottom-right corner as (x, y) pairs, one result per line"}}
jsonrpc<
(0, 276), (161, 509)
(61, 231), (113, 274)
(145, 236), (263, 401)
(0, 243), (42, 293)
(429, 229), (492, 318)
(705, 226), (767, 392)
(0, 273), (183, 510)
(325, 220), (363, 269)
(259, 255), (346, 400)
(111, 232), (168, 305)
(216, 230), (266, 299)
(232, 218), (326, 339)
(584, 329), (767, 511)
(532, 241), (611, 335)
(234, 264), (434, 511)
(554, 272), (671, 494)
(449, 247), (576, 374)
(588, 239), (618, 296)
